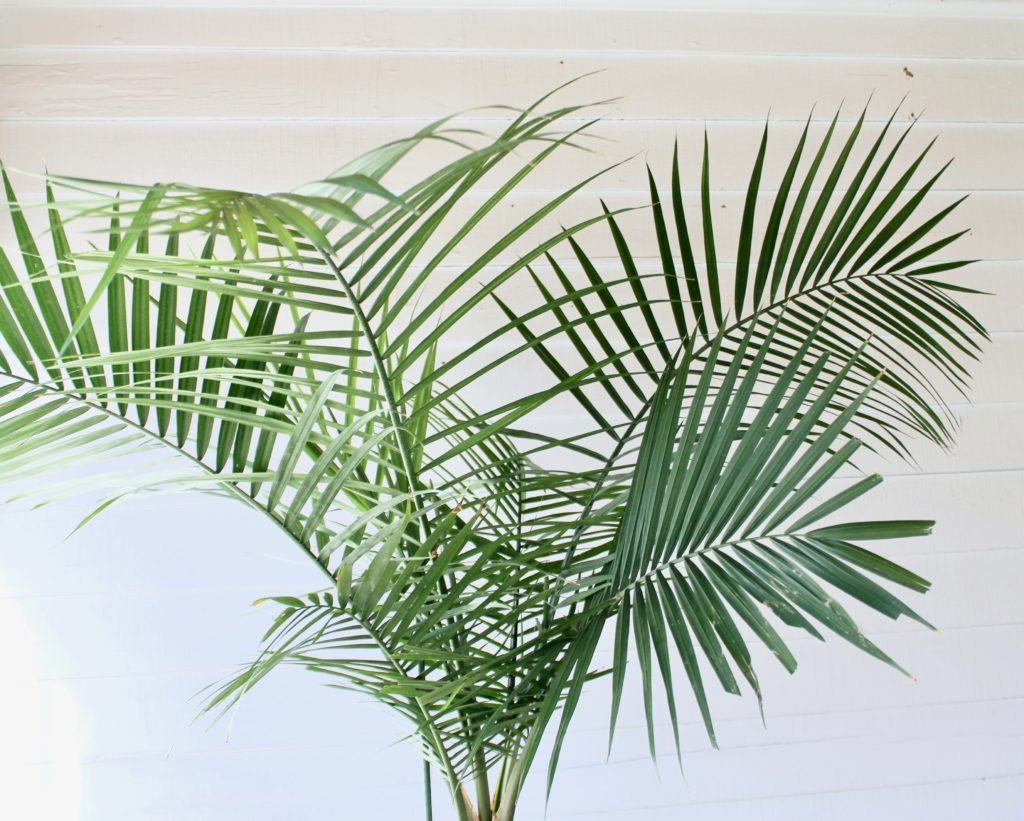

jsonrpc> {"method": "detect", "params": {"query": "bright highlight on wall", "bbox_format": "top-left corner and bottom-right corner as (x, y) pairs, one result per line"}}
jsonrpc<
(0, 587), (82, 821)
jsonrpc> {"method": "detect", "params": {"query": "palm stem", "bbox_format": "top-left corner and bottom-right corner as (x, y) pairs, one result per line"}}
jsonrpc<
(423, 758), (433, 821)
(316, 242), (491, 818)
(474, 761), (492, 821)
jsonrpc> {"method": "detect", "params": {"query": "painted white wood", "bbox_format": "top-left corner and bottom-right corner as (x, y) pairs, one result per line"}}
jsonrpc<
(5, 0), (1021, 13)
(4, 120), (1023, 192)
(0, 2), (1021, 819)
(3, 50), (1023, 123)
(5, 190), (1018, 265)
(4, 6), (1024, 59)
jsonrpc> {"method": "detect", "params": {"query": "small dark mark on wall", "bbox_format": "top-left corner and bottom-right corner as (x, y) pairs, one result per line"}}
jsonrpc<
(903, 66), (914, 78)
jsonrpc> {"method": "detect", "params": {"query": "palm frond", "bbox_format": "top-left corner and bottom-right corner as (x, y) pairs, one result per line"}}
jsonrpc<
(0, 91), (987, 819)
(527, 320), (937, 791)
(512, 103), (984, 460)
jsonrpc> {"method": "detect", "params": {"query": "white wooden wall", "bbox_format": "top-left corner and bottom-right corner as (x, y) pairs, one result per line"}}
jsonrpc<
(1, 1), (1022, 819)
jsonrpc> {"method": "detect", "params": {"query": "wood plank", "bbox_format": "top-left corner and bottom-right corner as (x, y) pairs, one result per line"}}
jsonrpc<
(356, 257), (1024, 331)
(3, 551), (1019, 681)
(582, 623), (1024, 730)
(543, 699), (1024, 814)
(546, 776), (1024, 821)
(9, 186), (1015, 270)
(2, 470), (1017, 599)
(386, 188), (1022, 264)
(3, 119), (1022, 194)
(819, 473), (1024, 555)
(1, 50), (1022, 123)
(12, 544), (1022, 637)
(526, 403), (1024, 478)
(4, 6), (1024, 59)
(7, 0), (1022, 15)
(7, 668), (1020, 769)
(436, 324), (1019, 404)
(1, 730), (423, 820)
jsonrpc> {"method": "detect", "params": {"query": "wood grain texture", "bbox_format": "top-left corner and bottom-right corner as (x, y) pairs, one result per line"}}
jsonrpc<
(0, 2), (1020, 819)
(2, 50), (1023, 122)
(3, 5), (1023, 58)
(4, 119), (1023, 192)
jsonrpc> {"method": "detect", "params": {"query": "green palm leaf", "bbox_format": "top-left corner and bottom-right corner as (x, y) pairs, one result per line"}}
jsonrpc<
(0, 91), (986, 821)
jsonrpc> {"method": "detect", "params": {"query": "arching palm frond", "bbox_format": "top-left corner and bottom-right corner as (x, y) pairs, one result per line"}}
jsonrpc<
(516, 321), (938, 795)
(509, 104), (985, 463)
(0, 90), (986, 821)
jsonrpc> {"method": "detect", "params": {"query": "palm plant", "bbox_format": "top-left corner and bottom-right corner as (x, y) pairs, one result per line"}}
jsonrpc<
(0, 86), (985, 820)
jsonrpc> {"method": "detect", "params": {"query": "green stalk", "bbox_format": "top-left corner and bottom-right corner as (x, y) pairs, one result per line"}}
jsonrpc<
(423, 758), (433, 821)
(317, 244), (486, 821)
(493, 753), (526, 821)
(474, 759), (492, 821)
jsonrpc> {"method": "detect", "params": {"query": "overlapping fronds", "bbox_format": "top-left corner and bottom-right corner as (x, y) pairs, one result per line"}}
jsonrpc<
(522, 322), (938, 793)
(0, 89), (985, 821)
(509, 104), (986, 463)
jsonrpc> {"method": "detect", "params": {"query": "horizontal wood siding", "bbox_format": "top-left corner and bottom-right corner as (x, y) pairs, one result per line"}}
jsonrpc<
(0, 2), (1019, 819)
